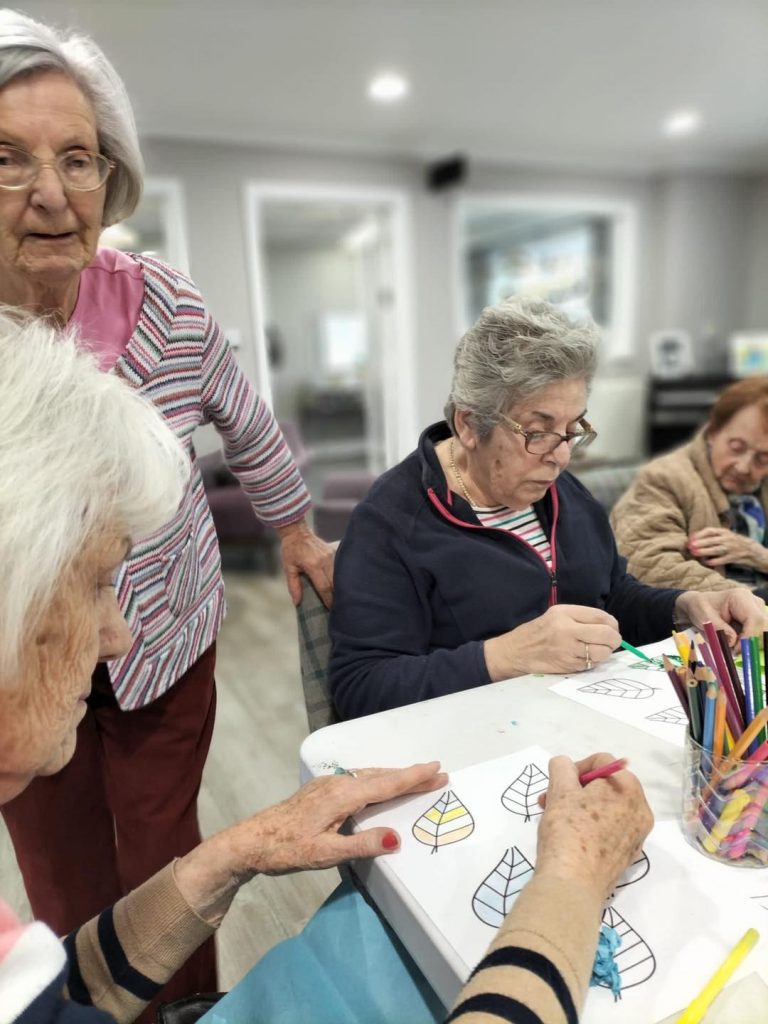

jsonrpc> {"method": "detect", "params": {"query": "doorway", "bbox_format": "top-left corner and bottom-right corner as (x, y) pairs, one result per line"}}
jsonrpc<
(245, 183), (415, 505)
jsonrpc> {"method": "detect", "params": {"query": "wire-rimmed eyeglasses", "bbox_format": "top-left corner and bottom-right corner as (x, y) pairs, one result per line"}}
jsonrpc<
(499, 413), (597, 455)
(0, 145), (114, 192)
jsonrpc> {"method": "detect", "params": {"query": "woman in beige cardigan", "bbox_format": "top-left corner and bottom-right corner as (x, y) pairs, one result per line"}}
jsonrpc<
(612, 377), (768, 596)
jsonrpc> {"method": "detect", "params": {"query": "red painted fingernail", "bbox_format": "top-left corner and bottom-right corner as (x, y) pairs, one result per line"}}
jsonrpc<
(382, 831), (399, 850)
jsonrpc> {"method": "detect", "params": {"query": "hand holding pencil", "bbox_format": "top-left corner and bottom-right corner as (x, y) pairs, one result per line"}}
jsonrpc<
(536, 753), (653, 899)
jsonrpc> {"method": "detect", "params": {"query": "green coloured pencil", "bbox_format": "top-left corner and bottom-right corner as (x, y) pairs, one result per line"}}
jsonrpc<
(752, 635), (766, 743)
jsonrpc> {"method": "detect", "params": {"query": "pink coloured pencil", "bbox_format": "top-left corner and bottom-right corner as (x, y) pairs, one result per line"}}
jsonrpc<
(579, 758), (627, 786)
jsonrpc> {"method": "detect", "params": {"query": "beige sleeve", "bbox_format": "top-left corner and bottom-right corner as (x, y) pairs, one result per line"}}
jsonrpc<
(449, 873), (601, 1023)
(66, 863), (216, 1023)
(611, 471), (735, 593)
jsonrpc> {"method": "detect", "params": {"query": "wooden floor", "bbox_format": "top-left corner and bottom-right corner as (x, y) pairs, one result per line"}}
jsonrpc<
(0, 570), (338, 989)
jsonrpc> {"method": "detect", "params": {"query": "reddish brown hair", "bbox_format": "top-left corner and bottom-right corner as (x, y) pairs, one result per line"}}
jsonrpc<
(707, 377), (768, 435)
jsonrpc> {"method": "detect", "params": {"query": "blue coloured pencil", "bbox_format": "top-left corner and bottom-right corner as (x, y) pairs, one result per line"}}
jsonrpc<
(701, 684), (717, 774)
(742, 638), (755, 729)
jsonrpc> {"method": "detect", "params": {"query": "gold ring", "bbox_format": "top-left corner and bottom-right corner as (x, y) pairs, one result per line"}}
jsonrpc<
(584, 642), (593, 671)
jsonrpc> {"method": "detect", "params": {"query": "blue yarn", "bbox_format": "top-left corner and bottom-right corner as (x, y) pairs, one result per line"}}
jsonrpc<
(590, 924), (622, 1000)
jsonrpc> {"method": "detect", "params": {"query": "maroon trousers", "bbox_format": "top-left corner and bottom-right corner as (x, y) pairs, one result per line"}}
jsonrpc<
(1, 643), (219, 1019)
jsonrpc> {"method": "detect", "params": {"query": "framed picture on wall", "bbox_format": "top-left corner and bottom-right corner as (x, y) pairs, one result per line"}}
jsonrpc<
(648, 329), (693, 379)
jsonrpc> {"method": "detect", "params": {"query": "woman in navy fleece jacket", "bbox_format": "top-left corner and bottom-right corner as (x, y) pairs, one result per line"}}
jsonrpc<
(330, 298), (768, 719)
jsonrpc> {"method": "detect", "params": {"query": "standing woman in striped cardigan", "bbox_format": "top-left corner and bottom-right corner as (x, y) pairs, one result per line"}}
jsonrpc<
(0, 9), (334, 1015)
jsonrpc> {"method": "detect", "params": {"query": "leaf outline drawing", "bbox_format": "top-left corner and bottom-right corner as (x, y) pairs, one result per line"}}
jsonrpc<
(646, 706), (687, 725)
(580, 677), (657, 700)
(599, 905), (656, 996)
(501, 762), (548, 821)
(412, 790), (474, 853)
(472, 846), (535, 927)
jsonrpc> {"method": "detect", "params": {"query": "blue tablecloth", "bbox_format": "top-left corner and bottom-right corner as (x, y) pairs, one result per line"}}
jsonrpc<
(200, 880), (447, 1024)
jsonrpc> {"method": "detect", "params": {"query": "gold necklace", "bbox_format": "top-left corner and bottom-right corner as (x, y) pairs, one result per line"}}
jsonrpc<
(449, 437), (474, 507)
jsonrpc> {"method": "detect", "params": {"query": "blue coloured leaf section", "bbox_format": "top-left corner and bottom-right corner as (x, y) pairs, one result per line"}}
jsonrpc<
(472, 846), (535, 928)
(500, 762), (548, 821)
(598, 905), (656, 996)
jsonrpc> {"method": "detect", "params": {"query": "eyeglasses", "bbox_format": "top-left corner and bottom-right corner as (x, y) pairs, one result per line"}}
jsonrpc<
(0, 145), (114, 192)
(499, 414), (597, 455)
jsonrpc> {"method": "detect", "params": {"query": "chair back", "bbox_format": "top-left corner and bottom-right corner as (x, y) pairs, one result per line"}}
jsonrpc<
(296, 573), (338, 732)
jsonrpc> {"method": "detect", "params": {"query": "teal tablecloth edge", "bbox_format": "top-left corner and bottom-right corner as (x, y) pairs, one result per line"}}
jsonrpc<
(200, 879), (447, 1024)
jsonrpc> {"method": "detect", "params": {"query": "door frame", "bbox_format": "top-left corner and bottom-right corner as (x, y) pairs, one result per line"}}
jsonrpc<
(243, 180), (417, 466)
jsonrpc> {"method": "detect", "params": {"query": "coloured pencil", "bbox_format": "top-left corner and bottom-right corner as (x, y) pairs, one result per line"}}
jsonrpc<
(619, 639), (654, 663)
(578, 758), (627, 786)
(717, 628), (746, 723)
(675, 928), (759, 1024)
(687, 675), (703, 744)
(712, 689), (727, 768)
(662, 655), (692, 726)
(751, 635), (766, 747)
(702, 684), (717, 757)
(672, 630), (691, 666)
(723, 707), (768, 768)
(742, 638), (755, 730)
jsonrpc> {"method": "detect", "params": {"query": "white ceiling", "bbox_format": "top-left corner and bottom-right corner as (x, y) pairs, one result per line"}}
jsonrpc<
(16, 0), (768, 174)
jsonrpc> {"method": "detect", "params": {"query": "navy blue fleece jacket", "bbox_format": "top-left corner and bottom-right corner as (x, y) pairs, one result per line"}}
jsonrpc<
(329, 421), (682, 719)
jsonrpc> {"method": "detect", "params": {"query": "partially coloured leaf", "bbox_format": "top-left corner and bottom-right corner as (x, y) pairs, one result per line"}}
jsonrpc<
(599, 905), (656, 994)
(412, 790), (474, 853)
(472, 846), (535, 928)
(500, 762), (548, 821)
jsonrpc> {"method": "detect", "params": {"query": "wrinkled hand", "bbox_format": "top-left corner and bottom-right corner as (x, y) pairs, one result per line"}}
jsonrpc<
(674, 588), (768, 647)
(174, 762), (447, 925)
(278, 519), (335, 608)
(688, 527), (765, 570)
(535, 753), (653, 899)
(227, 762), (447, 877)
(485, 605), (621, 681)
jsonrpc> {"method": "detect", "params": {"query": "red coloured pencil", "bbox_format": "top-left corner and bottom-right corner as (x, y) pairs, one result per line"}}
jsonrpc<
(579, 758), (627, 786)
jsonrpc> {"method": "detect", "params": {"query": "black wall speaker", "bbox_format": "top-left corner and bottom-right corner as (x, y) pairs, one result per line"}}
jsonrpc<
(426, 154), (467, 191)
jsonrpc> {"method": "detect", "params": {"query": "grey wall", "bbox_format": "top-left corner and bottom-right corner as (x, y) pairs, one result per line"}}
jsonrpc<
(141, 137), (768, 456)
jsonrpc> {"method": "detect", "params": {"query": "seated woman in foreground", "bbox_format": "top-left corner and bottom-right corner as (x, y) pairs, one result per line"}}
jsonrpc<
(612, 377), (768, 598)
(330, 299), (768, 720)
(0, 310), (653, 1024)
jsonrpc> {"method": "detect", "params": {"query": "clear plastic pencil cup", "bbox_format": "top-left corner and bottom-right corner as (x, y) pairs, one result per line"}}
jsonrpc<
(682, 730), (768, 867)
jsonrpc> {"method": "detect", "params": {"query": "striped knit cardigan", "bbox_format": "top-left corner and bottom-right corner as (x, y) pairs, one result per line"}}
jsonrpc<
(108, 254), (311, 709)
(1, 866), (213, 1023)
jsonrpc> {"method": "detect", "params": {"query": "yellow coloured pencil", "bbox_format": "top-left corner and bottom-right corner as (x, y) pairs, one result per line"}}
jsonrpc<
(673, 630), (691, 665)
(723, 707), (768, 768)
(675, 928), (759, 1024)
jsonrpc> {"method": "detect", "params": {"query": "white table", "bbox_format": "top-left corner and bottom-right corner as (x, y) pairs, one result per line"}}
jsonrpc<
(300, 643), (768, 1023)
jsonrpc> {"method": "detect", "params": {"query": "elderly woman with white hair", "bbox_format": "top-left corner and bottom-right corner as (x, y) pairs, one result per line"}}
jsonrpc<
(330, 298), (768, 719)
(0, 309), (452, 1022)
(0, 9), (334, 1007)
(0, 310), (656, 1024)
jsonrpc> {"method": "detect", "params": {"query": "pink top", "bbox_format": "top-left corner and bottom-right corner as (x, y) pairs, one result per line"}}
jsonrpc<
(69, 247), (145, 370)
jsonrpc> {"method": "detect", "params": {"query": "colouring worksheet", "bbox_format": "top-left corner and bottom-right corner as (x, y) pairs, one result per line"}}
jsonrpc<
(549, 642), (689, 747)
(353, 746), (766, 1024)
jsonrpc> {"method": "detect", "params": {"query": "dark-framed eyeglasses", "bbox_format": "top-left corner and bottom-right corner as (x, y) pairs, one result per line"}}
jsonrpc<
(0, 145), (114, 192)
(499, 414), (597, 455)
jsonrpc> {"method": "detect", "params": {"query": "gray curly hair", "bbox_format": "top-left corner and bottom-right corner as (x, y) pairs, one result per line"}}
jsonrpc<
(444, 297), (600, 438)
(0, 8), (144, 225)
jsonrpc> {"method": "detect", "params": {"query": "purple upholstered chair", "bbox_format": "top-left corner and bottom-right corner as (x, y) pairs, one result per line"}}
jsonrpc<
(313, 470), (377, 542)
(197, 420), (308, 571)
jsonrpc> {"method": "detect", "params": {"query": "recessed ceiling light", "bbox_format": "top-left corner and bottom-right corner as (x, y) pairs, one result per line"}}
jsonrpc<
(367, 72), (409, 103)
(662, 109), (702, 137)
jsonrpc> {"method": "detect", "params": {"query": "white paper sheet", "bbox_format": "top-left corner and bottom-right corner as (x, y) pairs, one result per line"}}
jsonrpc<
(549, 641), (689, 747)
(354, 746), (766, 1024)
